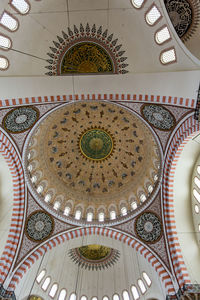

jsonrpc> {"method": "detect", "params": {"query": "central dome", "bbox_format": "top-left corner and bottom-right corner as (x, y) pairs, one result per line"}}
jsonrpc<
(25, 101), (161, 225)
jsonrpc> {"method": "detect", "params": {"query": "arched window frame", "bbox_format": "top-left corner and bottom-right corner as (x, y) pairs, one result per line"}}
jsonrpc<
(9, 0), (31, 15)
(0, 10), (19, 32)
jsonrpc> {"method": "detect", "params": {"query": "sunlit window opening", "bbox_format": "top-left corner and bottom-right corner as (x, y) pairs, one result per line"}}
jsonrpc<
(197, 166), (200, 175)
(146, 5), (161, 25)
(42, 277), (51, 291)
(36, 270), (46, 283)
(138, 279), (146, 294)
(27, 164), (33, 172)
(75, 210), (81, 220)
(113, 294), (120, 300)
(131, 0), (145, 8)
(69, 293), (76, 300)
(31, 175), (37, 183)
(131, 286), (139, 300)
(122, 290), (130, 300)
(80, 296), (87, 300)
(110, 210), (116, 220)
(140, 193), (146, 202)
(131, 201), (137, 210)
(98, 212), (104, 222)
(27, 152), (31, 160)
(49, 283), (58, 298)
(103, 296), (109, 300)
(53, 201), (60, 210)
(142, 272), (151, 286)
(160, 48), (176, 64)
(0, 11), (19, 31)
(0, 56), (9, 70)
(91, 297), (98, 300)
(155, 26), (170, 44)
(87, 212), (93, 222)
(58, 289), (67, 300)
(10, 0), (30, 14)
(148, 185), (153, 193)
(195, 204), (199, 214)
(121, 207), (127, 216)
(194, 176), (200, 189)
(0, 35), (11, 50)
(64, 206), (70, 216)
(37, 185), (43, 193)
(193, 189), (200, 203)
(154, 174), (158, 181)
(44, 194), (51, 202)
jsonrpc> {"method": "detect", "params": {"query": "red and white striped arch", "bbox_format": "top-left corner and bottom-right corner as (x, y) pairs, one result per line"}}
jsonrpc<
(163, 114), (200, 288)
(9, 227), (175, 295)
(0, 129), (25, 284)
(0, 93), (196, 108)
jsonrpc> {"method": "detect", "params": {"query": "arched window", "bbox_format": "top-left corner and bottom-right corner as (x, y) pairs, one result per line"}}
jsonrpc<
(49, 283), (58, 298)
(80, 296), (87, 300)
(154, 174), (158, 181)
(138, 279), (146, 294)
(37, 185), (43, 194)
(110, 210), (116, 220)
(31, 175), (37, 183)
(113, 294), (120, 300)
(121, 207), (127, 216)
(142, 272), (151, 286)
(145, 5), (161, 26)
(193, 189), (200, 203)
(98, 212), (104, 222)
(69, 293), (76, 300)
(131, 202), (137, 210)
(87, 212), (93, 222)
(0, 34), (11, 50)
(0, 11), (19, 31)
(194, 176), (200, 189)
(140, 193), (146, 202)
(160, 48), (176, 65)
(75, 210), (81, 220)
(58, 289), (67, 300)
(64, 206), (70, 216)
(42, 277), (51, 291)
(131, 286), (139, 300)
(91, 297), (98, 300)
(53, 201), (60, 210)
(10, 0), (30, 14)
(44, 193), (51, 202)
(197, 166), (200, 175)
(36, 269), (46, 283)
(195, 204), (199, 214)
(103, 296), (109, 300)
(155, 26), (171, 44)
(27, 164), (33, 172)
(131, 0), (145, 8)
(148, 185), (153, 193)
(122, 290), (130, 300)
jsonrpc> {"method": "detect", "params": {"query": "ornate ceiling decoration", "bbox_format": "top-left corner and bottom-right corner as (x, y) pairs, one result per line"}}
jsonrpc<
(164, 0), (200, 42)
(23, 100), (162, 225)
(3, 106), (39, 134)
(68, 244), (120, 270)
(45, 23), (128, 75)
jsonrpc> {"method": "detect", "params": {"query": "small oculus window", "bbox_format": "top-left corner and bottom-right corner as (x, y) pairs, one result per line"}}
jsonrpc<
(69, 293), (76, 300)
(131, 0), (145, 8)
(138, 279), (146, 294)
(0, 11), (19, 31)
(42, 277), (51, 291)
(121, 207), (127, 216)
(146, 5), (161, 26)
(110, 210), (116, 220)
(36, 270), (46, 283)
(113, 295), (120, 300)
(58, 289), (67, 300)
(98, 212), (104, 222)
(10, 0), (30, 14)
(49, 283), (58, 298)
(142, 272), (151, 286)
(122, 290), (130, 300)
(160, 48), (176, 65)
(131, 286), (139, 300)
(75, 210), (81, 220)
(53, 201), (60, 210)
(0, 35), (11, 50)
(195, 204), (199, 214)
(155, 26), (171, 44)
(64, 206), (70, 216)
(193, 189), (200, 203)
(131, 202), (137, 210)
(87, 212), (93, 222)
(194, 176), (200, 189)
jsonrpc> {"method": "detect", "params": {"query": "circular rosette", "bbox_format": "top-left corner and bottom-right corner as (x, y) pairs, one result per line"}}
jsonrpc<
(135, 212), (162, 243)
(25, 211), (54, 242)
(3, 106), (39, 133)
(141, 104), (175, 131)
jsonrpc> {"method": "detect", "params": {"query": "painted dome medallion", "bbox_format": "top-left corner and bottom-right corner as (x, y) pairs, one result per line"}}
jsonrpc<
(24, 101), (162, 225)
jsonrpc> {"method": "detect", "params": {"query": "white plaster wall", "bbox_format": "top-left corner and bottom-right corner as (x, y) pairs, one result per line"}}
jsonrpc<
(0, 152), (13, 259)
(173, 137), (200, 282)
(0, 71), (199, 101)
(15, 235), (167, 300)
